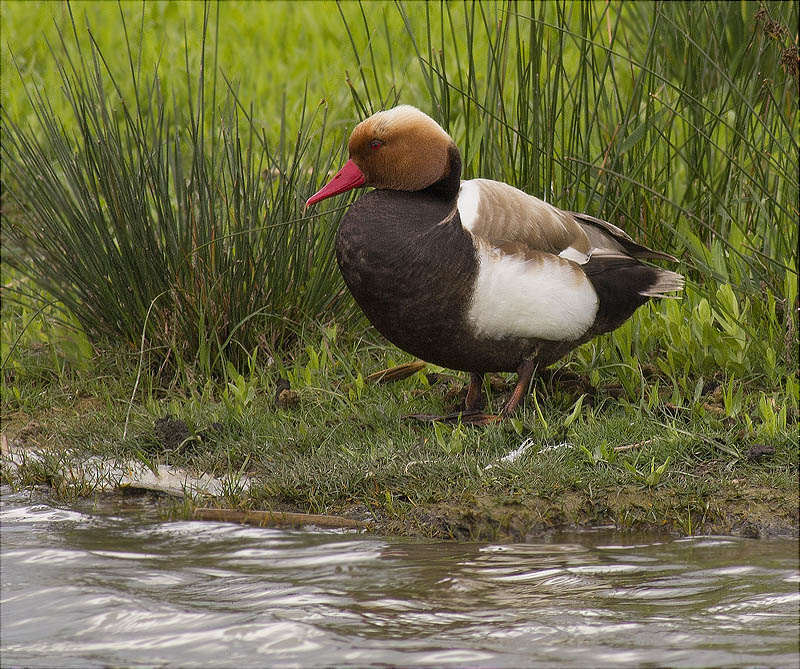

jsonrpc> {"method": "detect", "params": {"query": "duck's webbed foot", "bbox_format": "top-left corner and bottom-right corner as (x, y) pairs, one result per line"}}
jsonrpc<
(408, 372), (491, 423)
(406, 409), (501, 424)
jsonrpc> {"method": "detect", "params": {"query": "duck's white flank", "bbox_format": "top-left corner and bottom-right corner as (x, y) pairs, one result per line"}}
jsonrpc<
(468, 245), (599, 342)
(457, 179), (598, 341)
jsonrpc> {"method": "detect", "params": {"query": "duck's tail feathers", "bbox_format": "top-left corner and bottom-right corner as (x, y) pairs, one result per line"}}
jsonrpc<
(639, 269), (685, 298)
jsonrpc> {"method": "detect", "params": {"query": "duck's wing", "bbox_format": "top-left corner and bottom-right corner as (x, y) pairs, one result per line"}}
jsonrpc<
(456, 179), (679, 263)
(456, 179), (593, 263)
(565, 211), (683, 298)
(568, 211), (678, 262)
(457, 179), (601, 343)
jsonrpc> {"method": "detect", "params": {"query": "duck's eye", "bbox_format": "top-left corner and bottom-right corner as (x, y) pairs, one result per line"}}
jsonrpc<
(369, 139), (384, 150)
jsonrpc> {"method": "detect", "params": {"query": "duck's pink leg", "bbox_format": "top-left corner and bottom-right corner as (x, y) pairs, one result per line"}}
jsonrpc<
(408, 363), (537, 425)
(464, 373), (484, 411)
(407, 373), (486, 423)
(499, 359), (538, 416)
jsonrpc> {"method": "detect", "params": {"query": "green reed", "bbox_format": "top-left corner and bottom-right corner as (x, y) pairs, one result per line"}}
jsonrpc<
(1, 3), (358, 376)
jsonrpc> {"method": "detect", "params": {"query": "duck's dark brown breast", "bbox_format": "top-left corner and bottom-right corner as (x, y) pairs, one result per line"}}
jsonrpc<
(335, 189), (471, 366)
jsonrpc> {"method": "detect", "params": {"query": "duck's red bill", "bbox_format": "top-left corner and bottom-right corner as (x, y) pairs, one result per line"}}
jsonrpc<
(305, 159), (366, 208)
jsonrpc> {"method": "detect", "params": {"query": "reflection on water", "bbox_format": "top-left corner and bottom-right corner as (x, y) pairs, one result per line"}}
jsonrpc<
(2, 486), (798, 668)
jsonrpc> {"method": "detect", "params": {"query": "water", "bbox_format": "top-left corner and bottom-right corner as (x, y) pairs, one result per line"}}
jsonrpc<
(2, 486), (798, 668)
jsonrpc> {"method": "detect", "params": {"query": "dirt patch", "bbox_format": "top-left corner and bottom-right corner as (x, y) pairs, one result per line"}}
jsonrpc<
(702, 484), (800, 538)
(1, 416), (43, 450)
(378, 486), (799, 541)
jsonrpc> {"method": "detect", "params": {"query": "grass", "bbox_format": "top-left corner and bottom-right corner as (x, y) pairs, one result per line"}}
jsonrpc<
(2, 323), (797, 538)
(2, 2), (363, 374)
(1, 1), (797, 538)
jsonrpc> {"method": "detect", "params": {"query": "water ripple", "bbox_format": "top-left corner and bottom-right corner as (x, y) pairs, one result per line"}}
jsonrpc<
(1, 487), (797, 668)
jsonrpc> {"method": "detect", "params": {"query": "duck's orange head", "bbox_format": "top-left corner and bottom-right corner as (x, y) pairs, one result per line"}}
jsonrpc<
(306, 105), (455, 207)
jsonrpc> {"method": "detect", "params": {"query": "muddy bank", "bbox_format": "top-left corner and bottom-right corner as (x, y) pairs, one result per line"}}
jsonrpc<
(379, 489), (800, 541)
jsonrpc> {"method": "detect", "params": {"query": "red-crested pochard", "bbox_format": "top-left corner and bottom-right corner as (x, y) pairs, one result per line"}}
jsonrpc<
(306, 105), (683, 422)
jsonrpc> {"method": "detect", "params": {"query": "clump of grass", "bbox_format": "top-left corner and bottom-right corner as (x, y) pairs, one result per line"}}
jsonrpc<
(1, 4), (357, 377)
(394, 2), (795, 287)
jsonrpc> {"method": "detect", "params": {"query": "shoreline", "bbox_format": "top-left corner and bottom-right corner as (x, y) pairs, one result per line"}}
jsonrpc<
(4, 438), (796, 541)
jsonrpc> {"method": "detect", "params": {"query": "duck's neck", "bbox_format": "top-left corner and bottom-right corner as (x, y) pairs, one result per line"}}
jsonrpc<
(421, 144), (462, 202)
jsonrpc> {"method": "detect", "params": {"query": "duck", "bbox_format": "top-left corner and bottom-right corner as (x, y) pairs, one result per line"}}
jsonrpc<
(306, 105), (683, 423)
